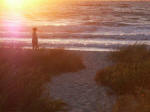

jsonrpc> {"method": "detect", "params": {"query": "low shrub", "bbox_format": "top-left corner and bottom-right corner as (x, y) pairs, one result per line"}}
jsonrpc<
(113, 90), (150, 112)
(95, 44), (150, 95)
(95, 45), (150, 112)
(0, 48), (85, 112)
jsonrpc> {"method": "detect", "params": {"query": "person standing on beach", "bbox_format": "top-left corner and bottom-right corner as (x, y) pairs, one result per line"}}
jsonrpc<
(32, 27), (39, 50)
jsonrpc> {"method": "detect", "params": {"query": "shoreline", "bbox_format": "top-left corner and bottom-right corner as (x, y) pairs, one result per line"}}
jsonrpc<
(1, 37), (150, 52)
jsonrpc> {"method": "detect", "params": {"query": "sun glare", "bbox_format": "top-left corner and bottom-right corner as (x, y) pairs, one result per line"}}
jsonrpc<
(5, 0), (24, 9)
(6, 0), (23, 5)
(4, 0), (44, 11)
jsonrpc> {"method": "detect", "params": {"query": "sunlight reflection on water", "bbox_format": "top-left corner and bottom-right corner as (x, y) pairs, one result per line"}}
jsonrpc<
(0, 37), (150, 52)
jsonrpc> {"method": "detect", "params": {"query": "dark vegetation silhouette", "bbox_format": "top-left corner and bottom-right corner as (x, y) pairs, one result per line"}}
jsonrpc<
(95, 44), (150, 112)
(0, 48), (85, 112)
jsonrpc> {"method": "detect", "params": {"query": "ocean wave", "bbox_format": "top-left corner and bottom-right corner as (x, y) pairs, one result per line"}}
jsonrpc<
(0, 1), (150, 51)
(1, 37), (150, 52)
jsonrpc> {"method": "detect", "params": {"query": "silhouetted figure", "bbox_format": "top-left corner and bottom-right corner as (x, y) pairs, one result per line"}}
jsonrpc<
(32, 27), (39, 50)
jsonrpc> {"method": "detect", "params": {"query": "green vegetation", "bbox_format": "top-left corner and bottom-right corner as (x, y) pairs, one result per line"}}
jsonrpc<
(95, 45), (150, 112)
(0, 48), (85, 112)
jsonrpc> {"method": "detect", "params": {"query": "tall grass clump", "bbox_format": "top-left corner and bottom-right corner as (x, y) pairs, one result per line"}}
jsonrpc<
(0, 48), (85, 112)
(95, 45), (150, 112)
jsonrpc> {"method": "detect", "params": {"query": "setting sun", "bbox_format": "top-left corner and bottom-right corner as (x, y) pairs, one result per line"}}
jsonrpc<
(5, 0), (24, 9)
(6, 0), (23, 5)
(3, 0), (44, 10)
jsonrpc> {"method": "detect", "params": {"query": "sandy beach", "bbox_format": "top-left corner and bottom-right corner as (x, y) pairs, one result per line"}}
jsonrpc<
(48, 51), (116, 112)
(1, 0), (150, 111)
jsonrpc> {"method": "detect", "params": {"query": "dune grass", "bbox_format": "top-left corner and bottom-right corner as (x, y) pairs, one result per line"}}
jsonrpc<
(0, 48), (85, 112)
(113, 91), (150, 112)
(95, 45), (150, 112)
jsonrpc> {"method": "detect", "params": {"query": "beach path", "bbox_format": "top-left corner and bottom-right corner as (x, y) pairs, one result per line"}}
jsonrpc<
(48, 51), (116, 112)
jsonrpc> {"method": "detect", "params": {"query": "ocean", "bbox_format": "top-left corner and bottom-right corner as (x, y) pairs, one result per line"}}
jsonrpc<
(1, 1), (150, 51)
